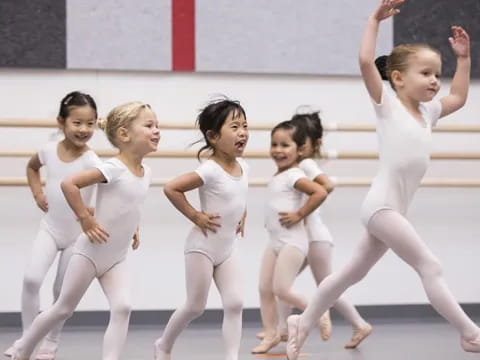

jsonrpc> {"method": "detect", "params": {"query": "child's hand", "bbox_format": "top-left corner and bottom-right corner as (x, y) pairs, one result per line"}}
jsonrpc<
(193, 211), (221, 236)
(236, 217), (246, 237)
(373, 0), (404, 22)
(278, 212), (303, 228)
(132, 230), (140, 250)
(449, 26), (470, 58)
(34, 193), (48, 212)
(79, 214), (109, 244)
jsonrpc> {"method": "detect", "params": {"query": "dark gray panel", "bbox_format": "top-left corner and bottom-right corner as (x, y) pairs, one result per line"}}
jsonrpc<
(0, 0), (66, 68)
(394, 0), (480, 78)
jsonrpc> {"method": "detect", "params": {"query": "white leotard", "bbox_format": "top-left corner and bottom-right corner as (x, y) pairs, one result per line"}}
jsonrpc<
(298, 158), (334, 245)
(74, 158), (152, 276)
(361, 84), (442, 225)
(184, 158), (248, 266)
(39, 141), (101, 249)
(265, 167), (309, 255)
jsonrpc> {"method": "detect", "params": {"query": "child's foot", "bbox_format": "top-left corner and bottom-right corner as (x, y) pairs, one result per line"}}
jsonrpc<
(34, 347), (57, 360)
(461, 333), (480, 353)
(344, 323), (372, 349)
(251, 334), (281, 354)
(256, 331), (288, 342)
(3, 345), (14, 358)
(318, 310), (332, 341)
(286, 315), (308, 360)
(154, 339), (171, 360)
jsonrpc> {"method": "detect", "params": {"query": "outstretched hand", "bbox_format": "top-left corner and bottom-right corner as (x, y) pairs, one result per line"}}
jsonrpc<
(449, 26), (470, 58)
(373, 0), (405, 21)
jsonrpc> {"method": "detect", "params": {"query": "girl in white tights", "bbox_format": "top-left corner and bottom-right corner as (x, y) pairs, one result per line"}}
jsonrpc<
(155, 99), (249, 360)
(286, 1), (480, 359)
(12, 101), (160, 360)
(4, 92), (100, 360)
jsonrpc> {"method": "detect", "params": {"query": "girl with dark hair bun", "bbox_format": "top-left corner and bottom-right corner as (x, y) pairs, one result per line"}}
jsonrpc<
(287, 0), (478, 358)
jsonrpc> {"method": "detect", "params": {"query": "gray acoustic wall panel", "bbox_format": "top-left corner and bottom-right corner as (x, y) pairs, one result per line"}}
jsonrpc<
(0, 0), (66, 68)
(67, 0), (171, 70)
(196, 0), (393, 75)
(394, 0), (480, 78)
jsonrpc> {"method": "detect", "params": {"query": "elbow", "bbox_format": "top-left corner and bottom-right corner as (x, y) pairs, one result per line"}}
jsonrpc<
(60, 177), (74, 195)
(163, 182), (174, 199)
(324, 183), (335, 194)
(317, 188), (328, 203)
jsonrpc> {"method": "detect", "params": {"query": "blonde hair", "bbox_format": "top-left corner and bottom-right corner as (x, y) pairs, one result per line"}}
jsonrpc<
(382, 44), (441, 89)
(98, 101), (151, 147)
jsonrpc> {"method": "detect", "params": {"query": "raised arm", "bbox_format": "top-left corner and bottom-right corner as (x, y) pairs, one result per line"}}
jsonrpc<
(440, 26), (471, 118)
(26, 153), (48, 212)
(163, 172), (220, 236)
(359, 0), (404, 103)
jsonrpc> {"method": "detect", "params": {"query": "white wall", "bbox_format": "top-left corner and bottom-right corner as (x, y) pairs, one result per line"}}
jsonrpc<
(1, 69), (479, 312)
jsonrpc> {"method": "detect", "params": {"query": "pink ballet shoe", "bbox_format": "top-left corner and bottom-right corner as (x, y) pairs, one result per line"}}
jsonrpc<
(251, 334), (281, 354)
(34, 347), (57, 360)
(256, 330), (288, 342)
(3, 345), (14, 358)
(344, 323), (372, 349)
(153, 338), (170, 360)
(318, 310), (332, 341)
(461, 333), (480, 353)
(286, 315), (302, 360)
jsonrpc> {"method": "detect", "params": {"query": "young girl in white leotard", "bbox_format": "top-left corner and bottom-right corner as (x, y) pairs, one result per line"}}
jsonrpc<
(4, 92), (100, 360)
(12, 101), (160, 360)
(252, 120), (327, 354)
(155, 99), (249, 360)
(286, 1), (480, 359)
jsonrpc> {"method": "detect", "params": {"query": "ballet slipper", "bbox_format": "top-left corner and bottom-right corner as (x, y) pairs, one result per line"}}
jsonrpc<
(317, 310), (332, 341)
(344, 323), (372, 349)
(286, 315), (304, 360)
(153, 338), (171, 360)
(34, 347), (57, 360)
(256, 330), (288, 342)
(3, 345), (14, 358)
(251, 334), (281, 354)
(461, 333), (480, 353)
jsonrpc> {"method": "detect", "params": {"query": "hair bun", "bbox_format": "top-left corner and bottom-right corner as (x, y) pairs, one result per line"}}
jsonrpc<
(375, 55), (389, 81)
(97, 117), (108, 130)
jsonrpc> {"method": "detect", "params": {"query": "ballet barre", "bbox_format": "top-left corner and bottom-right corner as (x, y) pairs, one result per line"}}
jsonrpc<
(0, 149), (480, 160)
(1, 177), (480, 188)
(0, 118), (479, 133)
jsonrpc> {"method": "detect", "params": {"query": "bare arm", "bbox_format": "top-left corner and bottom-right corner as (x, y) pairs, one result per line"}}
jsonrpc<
(440, 26), (471, 118)
(313, 174), (335, 194)
(26, 153), (48, 212)
(359, 0), (404, 103)
(163, 172), (221, 235)
(279, 178), (327, 228)
(61, 168), (109, 243)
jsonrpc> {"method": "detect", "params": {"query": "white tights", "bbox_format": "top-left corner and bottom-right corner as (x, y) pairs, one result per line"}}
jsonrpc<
(299, 209), (479, 339)
(21, 228), (72, 347)
(16, 255), (132, 360)
(158, 253), (243, 360)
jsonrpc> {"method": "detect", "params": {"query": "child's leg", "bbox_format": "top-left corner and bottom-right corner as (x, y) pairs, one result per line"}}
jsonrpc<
(368, 209), (479, 341)
(98, 260), (131, 360)
(287, 232), (387, 360)
(308, 242), (371, 346)
(14, 255), (96, 359)
(40, 245), (75, 353)
(21, 229), (59, 332)
(272, 245), (307, 310)
(155, 253), (213, 357)
(213, 254), (243, 360)
(257, 247), (278, 338)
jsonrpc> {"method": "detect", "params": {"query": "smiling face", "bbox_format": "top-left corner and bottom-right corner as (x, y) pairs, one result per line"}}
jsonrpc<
(124, 107), (161, 154)
(393, 48), (442, 102)
(209, 110), (249, 158)
(60, 105), (97, 149)
(270, 128), (302, 172)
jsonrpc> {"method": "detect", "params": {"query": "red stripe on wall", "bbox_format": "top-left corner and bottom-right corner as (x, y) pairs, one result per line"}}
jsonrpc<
(172, 0), (195, 71)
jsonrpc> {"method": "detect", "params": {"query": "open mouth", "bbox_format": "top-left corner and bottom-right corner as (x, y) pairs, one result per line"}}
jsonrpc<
(235, 140), (246, 151)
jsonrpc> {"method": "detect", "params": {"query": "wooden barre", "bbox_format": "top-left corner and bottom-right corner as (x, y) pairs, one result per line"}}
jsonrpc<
(1, 149), (480, 160)
(0, 118), (479, 133)
(2, 177), (480, 188)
